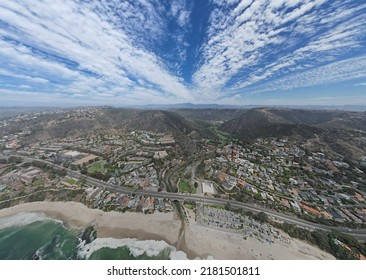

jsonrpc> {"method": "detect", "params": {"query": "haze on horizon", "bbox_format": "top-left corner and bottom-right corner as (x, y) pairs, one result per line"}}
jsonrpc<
(0, 0), (366, 107)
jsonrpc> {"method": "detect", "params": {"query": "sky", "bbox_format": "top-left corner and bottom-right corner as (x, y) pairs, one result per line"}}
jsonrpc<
(0, 0), (366, 107)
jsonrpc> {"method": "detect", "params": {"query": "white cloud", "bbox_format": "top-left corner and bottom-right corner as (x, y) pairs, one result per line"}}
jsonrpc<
(0, 0), (364, 105)
(193, 0), (366, 98)
(0, 68), (49, 84)
(212, 0), (240, 6)
(18, 85), (32, 89)
(245, 55), (366, 94)
(0, 0), (193, 103)
(177, 11), (191, 27)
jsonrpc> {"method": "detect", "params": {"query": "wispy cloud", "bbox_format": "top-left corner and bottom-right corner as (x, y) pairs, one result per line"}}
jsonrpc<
(244, 55), (366, 94)
(193, 0), (366, 97)
(0, 0), (193, 104)
(0, 0), (365, 106)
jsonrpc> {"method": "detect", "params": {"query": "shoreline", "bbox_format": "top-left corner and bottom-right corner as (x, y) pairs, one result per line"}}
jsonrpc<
(0, 201), (335, 260)
(0, 201), (182, 253)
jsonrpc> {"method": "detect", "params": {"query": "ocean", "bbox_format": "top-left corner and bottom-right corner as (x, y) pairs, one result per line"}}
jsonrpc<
(0, 212), (187, 260)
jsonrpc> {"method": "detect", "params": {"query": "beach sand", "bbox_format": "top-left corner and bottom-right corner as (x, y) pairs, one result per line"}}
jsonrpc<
(0, 201), (335, 260)
(183, 207), (335, 260)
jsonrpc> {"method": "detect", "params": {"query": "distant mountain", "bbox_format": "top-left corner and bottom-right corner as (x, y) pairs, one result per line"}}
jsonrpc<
(132, 103), (240, 109)
(0, 107), (57, 119)
(274, 105), (366, 112)
(121, 103), (366, 111)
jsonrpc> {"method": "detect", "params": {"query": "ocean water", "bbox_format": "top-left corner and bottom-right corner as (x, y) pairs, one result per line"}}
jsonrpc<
(0, 213), (186, 260)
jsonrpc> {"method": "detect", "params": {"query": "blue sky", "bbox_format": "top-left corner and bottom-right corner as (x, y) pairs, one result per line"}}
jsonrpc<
(0, 0), (365, 106)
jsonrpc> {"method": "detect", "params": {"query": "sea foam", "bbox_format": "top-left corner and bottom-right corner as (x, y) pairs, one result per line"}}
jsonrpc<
(78, 237), (189, 260)
(0, 212), (49, 230)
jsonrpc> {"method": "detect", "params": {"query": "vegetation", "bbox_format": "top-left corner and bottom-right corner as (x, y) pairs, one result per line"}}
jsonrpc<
(31, 178), (44, 188)
(255, 212), (268, 223)
(183, 202), (195, 210)
(48, 172), (56, 180)
(273, 222), (366, 260)
(207, 204), (225, 210)
(64, 177), (78, 185)
(87, 162), (105, 173)
(79, 176), (87, 187)
(209, 125), (232, 146)
(178, 179), (197, 194)
(224, 202), (231, 211)
(179, 180), (189, 192)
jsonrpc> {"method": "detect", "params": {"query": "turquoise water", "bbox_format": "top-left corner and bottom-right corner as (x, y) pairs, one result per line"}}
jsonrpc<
(0, 214), (174, 260)
(0, 220), (79, 260)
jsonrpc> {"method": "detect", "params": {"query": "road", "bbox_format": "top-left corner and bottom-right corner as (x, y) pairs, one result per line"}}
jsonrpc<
(73, 170), (366, 241)
(21, 156), (366, 241)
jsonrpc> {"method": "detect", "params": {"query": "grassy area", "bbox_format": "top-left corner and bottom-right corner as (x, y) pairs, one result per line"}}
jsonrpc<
(206, 204), (225, 210)
(216, 130), (231, 140)
(88, 162), (105, 173)
(125, 185), (140, 190)
(32, 178), (44, 187)
(209, 125), (232, 146)
(179, 180), (190, 192)
(179, 180), (197, 194)
(183, 202), (195, 210)
(64, 177), (78, 185)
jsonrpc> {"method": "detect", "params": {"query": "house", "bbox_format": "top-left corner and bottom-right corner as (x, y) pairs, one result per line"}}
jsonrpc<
(73, 154), (98, 166)
(290, 201), (301, 213)
(299, 203), (321, 216)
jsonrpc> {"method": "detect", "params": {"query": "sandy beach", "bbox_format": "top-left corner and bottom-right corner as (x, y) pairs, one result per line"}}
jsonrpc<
(183, 207), (335, 260)
(0, 201), (181, 246)
(0, 201), (335, 260)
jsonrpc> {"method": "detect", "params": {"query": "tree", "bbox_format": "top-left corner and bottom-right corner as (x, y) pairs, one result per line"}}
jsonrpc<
(48, 172), (56, 180)
(224, 202), (231, 211)
(255, 212), (268, 223)
(312, 230), (331, 252)
(79, 176), (87, 187)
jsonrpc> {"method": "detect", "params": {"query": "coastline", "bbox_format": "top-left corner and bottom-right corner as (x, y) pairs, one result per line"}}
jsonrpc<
(0, 201), (180, 248)
(0, 201), (335, 260)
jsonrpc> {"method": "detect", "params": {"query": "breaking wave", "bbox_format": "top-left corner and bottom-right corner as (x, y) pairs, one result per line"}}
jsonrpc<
(0, 213), (213, 260)
(0, 212), (51, 230)
(78, 237), (189, 260)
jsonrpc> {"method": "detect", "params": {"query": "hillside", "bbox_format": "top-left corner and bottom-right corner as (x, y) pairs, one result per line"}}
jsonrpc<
(105, 108), (215, 154)
(173, 108), (243, 122)
(19, 108), (216, 155)
(219, 108), (324, 140)
(11, 107), (366, 159)
(219, 107), (366, 160)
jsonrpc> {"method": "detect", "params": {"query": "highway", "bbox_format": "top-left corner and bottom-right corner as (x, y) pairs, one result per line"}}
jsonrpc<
(71, 170), (366, 241)
(22, 157), (366, 241)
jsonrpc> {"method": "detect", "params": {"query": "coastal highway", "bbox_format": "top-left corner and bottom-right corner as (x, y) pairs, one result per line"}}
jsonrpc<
(21, 157), (366, 241)
(70, 169), (366, 241)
